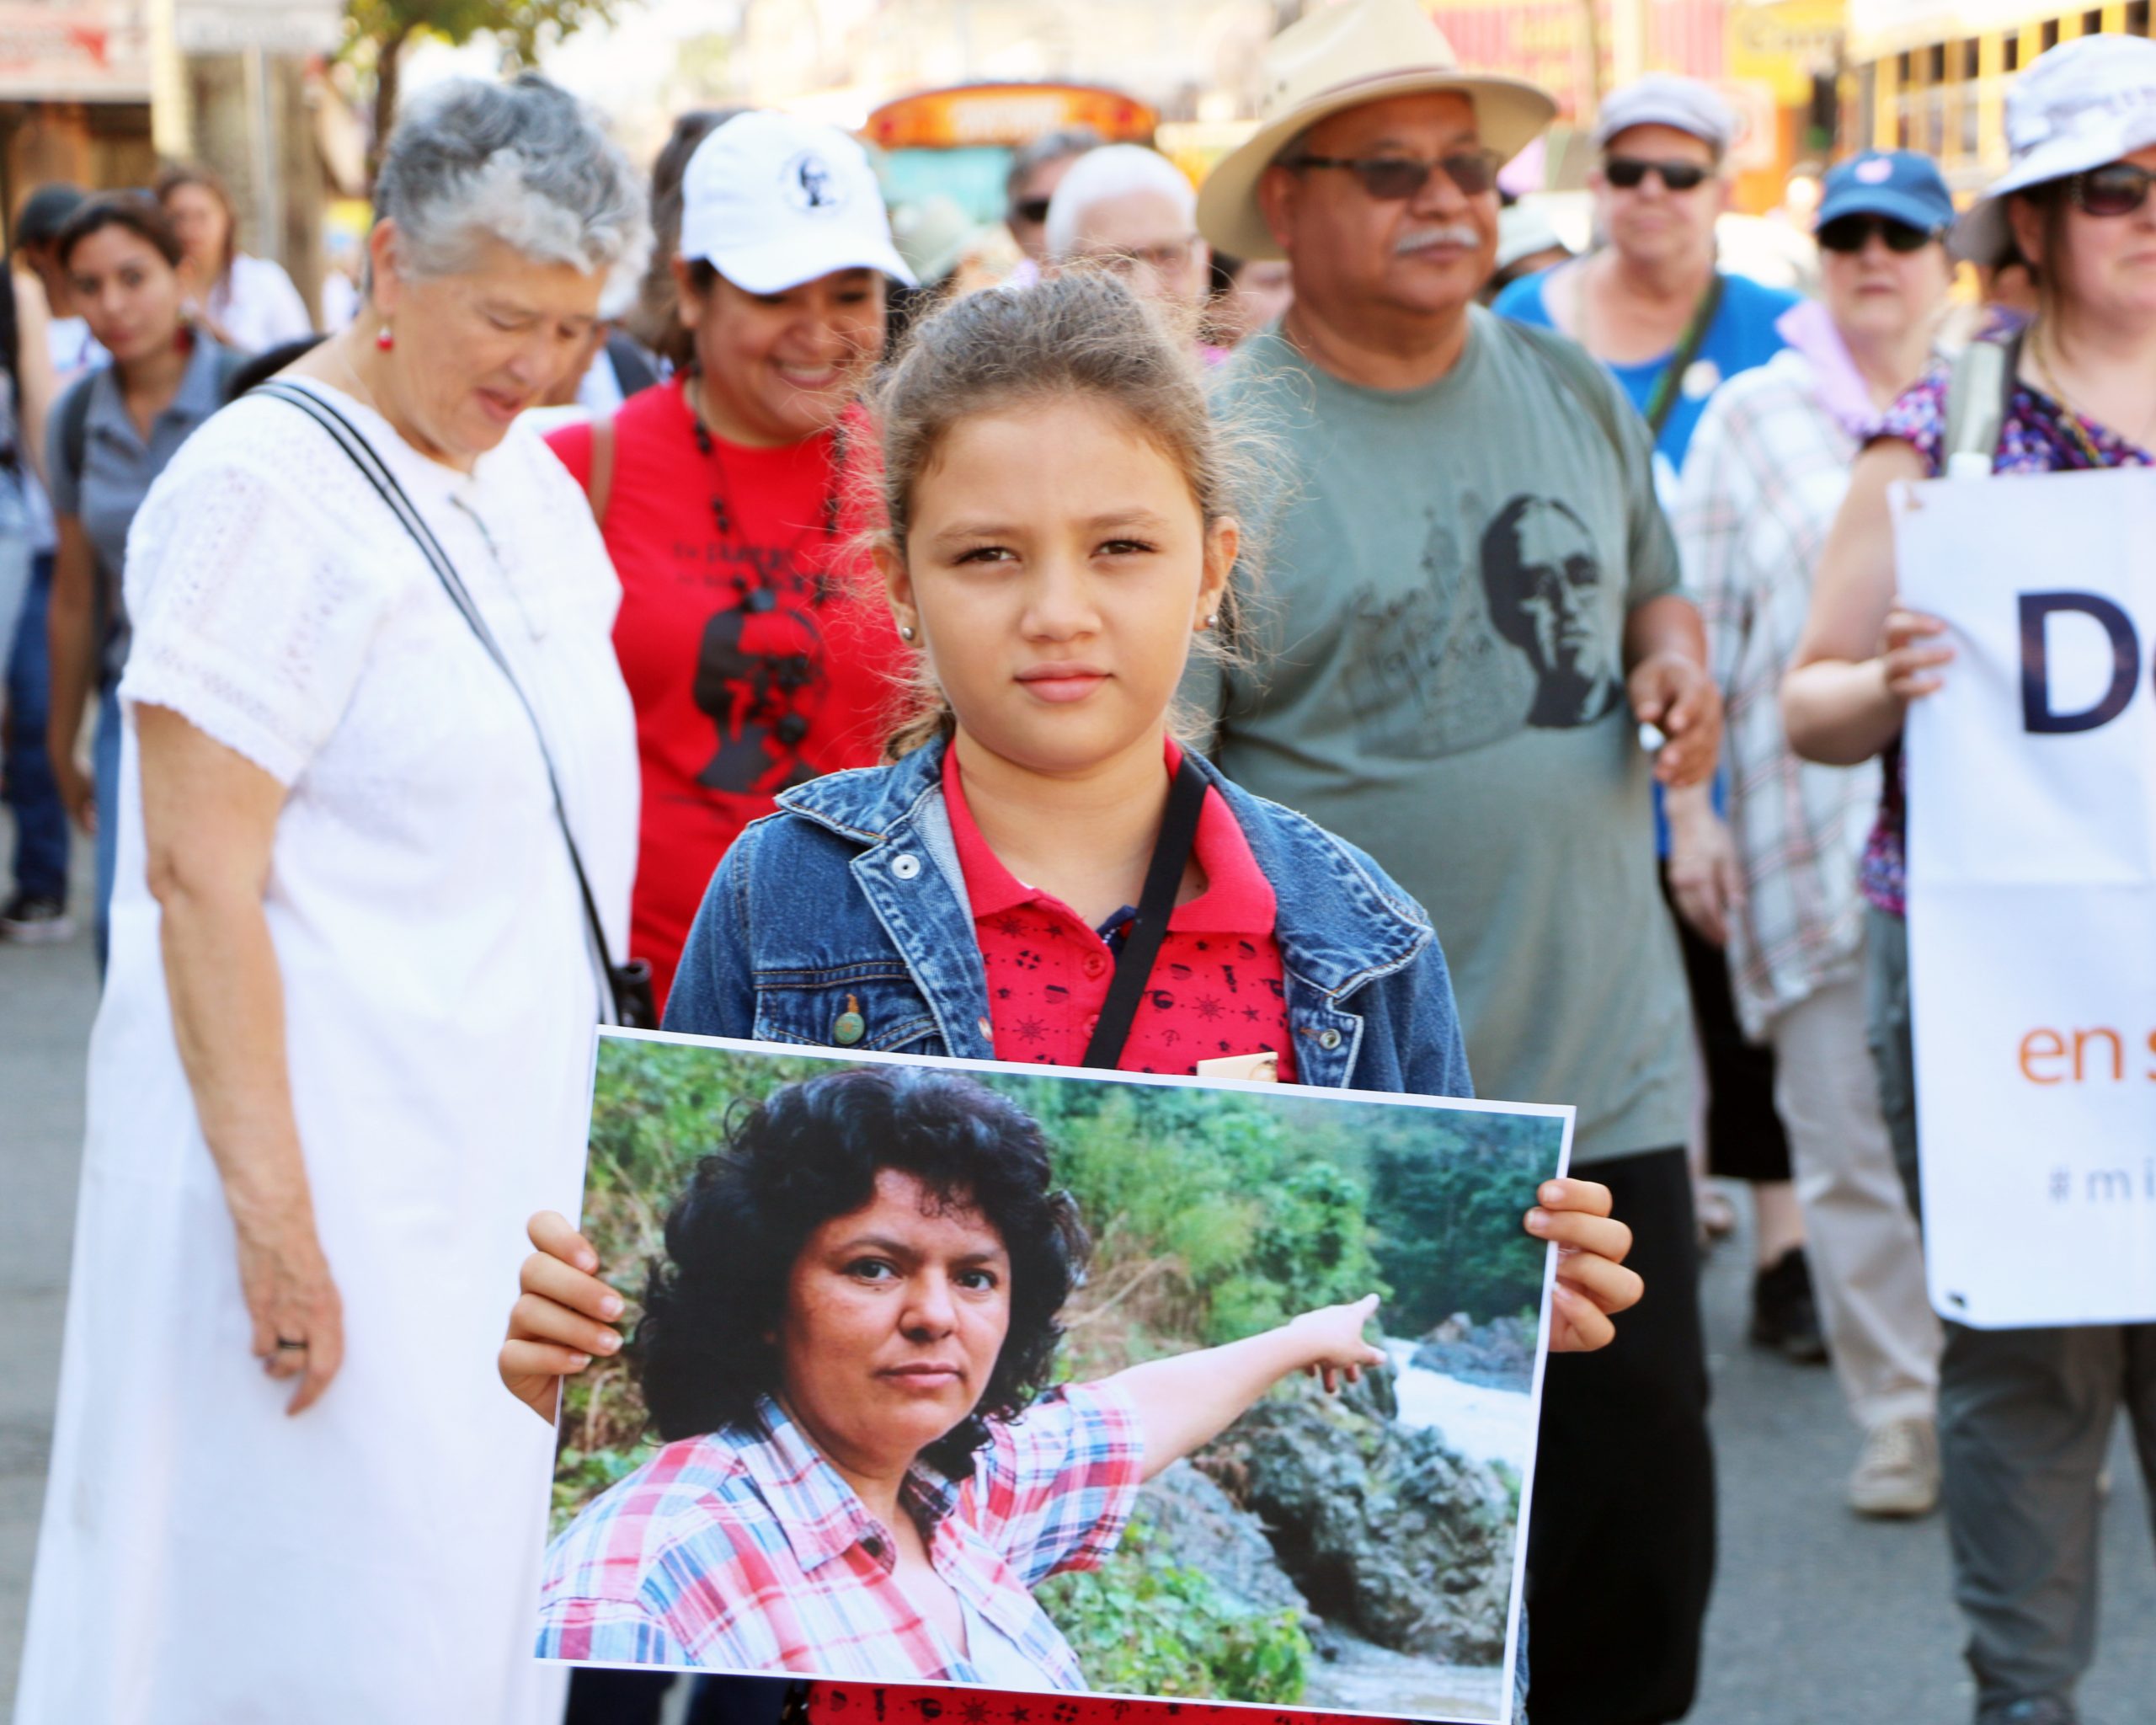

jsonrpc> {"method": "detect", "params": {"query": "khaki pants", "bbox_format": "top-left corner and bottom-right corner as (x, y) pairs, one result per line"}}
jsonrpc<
(1769, 966), (1940, 1429)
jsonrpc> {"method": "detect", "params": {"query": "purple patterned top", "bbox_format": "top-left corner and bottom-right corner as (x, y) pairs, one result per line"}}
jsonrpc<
(1860, 361), (2153, 916)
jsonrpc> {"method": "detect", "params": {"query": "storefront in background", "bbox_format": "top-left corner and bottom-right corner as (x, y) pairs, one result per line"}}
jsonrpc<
(0, 0), (155, 234)
(1848, 1), (2155, 186)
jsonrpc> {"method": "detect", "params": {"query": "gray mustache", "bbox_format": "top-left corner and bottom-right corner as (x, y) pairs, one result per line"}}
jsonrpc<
(1395, 226), (1482, 254)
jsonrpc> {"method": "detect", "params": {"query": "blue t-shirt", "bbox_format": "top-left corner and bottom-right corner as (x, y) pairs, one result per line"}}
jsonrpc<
(1492, 265), (1800, 476)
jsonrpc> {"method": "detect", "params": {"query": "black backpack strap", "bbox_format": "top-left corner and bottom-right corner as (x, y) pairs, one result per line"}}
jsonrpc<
(56, 369), (96, 492)
(255, 380), (650, 1027)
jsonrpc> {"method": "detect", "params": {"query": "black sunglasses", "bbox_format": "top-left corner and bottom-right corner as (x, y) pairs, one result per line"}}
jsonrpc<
(2067, 159), (2155, 219)
(1009, 196), (1052, 227)
(1817, 214), (1941, 254)
(1287, 149), (1503, 200)
(1604, 157), (1713, 193)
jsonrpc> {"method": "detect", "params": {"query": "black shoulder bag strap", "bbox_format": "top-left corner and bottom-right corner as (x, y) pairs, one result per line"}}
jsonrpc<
(1641, 271), (1726, 441)
(256, 382), (654, 1028)
(1080, 753), (1209, 1071)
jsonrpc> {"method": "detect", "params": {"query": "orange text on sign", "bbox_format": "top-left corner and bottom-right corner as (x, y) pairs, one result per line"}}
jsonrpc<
(2018, 1027), (2156, 1084)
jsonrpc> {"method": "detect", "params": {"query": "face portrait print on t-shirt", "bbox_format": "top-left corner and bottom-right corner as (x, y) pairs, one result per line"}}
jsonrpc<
(1479, 494), (1625, 729)
(1334, 490), (1528, 762)
(688, 573), (831, 796)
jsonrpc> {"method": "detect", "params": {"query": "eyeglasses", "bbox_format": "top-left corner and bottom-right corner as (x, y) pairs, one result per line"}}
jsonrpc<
(2067, 160), (2155, 219)
(1077, 235), (1203, 276)
(1009, 196), (1052, 227)
(1604, 157), (1713, 193)
(1817, 214), (1941, 254)
(1286, 150), (1503, 200)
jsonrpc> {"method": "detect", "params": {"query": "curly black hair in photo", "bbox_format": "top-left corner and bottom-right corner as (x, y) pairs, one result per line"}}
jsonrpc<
(632, 1065), (1091, 1477)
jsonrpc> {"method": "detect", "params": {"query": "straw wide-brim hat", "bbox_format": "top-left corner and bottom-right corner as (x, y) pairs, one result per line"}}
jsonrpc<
(1197, 0), (1558, 262)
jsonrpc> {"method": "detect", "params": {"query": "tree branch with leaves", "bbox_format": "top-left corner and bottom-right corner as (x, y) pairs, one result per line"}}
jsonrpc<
(344, 0), (622, 168)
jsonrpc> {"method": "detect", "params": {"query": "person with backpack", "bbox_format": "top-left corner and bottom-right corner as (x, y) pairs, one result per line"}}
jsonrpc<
(1182, 3), (1721, 1719)
(41, 192), (241, 966)
(1786, 35), (2156, 1725)
(545, 109), (915, 1011)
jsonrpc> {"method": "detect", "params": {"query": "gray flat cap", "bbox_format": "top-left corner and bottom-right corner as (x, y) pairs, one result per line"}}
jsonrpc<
(1593, 73), (1738, 152)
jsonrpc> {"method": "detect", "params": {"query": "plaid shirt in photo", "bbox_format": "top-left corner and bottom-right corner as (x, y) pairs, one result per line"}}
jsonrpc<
(536, 1383), (1143, 1686)
(1675, 347), (1884, 1040)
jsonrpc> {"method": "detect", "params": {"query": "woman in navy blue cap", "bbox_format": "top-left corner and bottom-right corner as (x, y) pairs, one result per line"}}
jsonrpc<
(1673, 148), (1956, 1524)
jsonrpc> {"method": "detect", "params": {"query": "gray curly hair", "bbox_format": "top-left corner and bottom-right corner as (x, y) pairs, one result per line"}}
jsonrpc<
(371, 73), (650, 299)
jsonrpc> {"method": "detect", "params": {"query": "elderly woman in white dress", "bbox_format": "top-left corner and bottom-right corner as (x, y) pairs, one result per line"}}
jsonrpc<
(15, 76), (647, 1725)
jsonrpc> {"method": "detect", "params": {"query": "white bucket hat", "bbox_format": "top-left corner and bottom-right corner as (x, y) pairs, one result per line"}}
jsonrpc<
(679, 110), (917, 292)
(1954, 33), (2156, 266)
(1195, 0), (1556, 262)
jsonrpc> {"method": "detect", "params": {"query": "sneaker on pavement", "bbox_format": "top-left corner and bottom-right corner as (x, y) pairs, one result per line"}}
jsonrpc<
(0, 893), (75, 945)
(1849, 1416), (1940, 1517)
(1977, 1697), (2079, 1725)
(1749, 1244), (1828, 1364)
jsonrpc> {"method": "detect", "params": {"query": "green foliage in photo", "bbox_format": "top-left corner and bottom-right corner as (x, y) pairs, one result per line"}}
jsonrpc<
(1036, 1517), (1311, 1704)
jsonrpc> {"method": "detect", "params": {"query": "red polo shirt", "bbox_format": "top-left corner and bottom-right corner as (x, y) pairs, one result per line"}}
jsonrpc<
(942, 742), (1297, 1081)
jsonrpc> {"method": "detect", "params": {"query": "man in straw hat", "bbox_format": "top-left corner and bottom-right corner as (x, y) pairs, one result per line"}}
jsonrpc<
(1189, 3), (1721, 1717)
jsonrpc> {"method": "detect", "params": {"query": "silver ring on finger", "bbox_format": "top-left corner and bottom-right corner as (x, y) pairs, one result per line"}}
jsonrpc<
(275, 1337), (309, 1351)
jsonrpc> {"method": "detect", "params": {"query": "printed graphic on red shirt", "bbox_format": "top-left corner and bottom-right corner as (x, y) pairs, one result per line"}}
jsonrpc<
(547, 384), (901, 1007)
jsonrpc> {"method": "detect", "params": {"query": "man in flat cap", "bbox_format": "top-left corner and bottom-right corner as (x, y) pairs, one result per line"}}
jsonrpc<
(1497, 75), (1815, 1376)
(1190, 3), (1721, 1719)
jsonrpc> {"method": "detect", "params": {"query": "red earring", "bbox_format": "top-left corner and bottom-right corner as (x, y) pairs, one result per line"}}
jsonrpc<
(375, 325), (394, 352)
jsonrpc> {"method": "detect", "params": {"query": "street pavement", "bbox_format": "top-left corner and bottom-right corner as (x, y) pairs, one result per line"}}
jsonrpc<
(2, 858), (2153, 1719)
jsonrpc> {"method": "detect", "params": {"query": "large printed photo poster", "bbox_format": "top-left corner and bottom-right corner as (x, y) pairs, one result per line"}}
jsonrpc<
(536, 1032), (1572, 1723)
(1894, 467), (2156, 1327)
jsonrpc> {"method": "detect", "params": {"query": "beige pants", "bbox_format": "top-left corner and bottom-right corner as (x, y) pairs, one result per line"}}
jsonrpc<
(1769, 965), (1941, 1428)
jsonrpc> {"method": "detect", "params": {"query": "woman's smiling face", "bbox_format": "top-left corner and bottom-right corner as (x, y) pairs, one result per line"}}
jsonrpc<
(777, 1168), (1013, 1474)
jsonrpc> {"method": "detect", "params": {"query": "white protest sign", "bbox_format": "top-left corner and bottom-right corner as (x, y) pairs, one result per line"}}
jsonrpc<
(1893, 467), (2156, 1328)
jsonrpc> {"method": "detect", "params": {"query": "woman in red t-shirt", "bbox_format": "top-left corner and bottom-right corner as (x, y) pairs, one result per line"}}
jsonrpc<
(549, 110), (916, 1006)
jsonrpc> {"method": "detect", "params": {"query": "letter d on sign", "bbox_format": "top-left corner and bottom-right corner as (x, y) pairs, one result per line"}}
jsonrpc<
(2020, 592), (2142, 734)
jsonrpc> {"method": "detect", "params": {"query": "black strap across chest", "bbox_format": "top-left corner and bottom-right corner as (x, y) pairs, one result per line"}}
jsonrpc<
(1080, 755), (1209, 1071)
(258, 380), (652, 1027)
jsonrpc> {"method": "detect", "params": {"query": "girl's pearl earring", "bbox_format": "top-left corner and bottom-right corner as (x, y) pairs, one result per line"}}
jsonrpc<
(899, 624), (915, 642)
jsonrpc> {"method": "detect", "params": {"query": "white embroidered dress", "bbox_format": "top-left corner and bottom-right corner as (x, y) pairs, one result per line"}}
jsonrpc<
(14, 379), (636, 1724)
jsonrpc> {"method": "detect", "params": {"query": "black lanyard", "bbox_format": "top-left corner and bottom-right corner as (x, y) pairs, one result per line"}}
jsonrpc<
(1080, 755), (1209, 1071)
(1642, 272), (1726, 440)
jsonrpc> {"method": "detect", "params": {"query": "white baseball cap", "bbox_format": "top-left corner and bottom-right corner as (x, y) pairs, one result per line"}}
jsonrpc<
(678, 111), (917, 292)
(1954, 35), (2156, 264)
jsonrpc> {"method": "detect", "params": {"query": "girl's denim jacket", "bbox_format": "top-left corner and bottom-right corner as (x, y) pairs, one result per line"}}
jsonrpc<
(664, 738), (1473, 1099)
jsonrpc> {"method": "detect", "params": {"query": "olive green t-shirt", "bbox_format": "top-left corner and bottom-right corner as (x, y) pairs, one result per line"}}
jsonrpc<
(1192, 309), (1689, 1164)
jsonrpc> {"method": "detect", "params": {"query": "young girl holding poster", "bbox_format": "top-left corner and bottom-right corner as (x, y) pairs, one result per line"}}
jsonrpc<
(504, 275), (1643, 1714)
(1785, 35), (2156, 1725)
